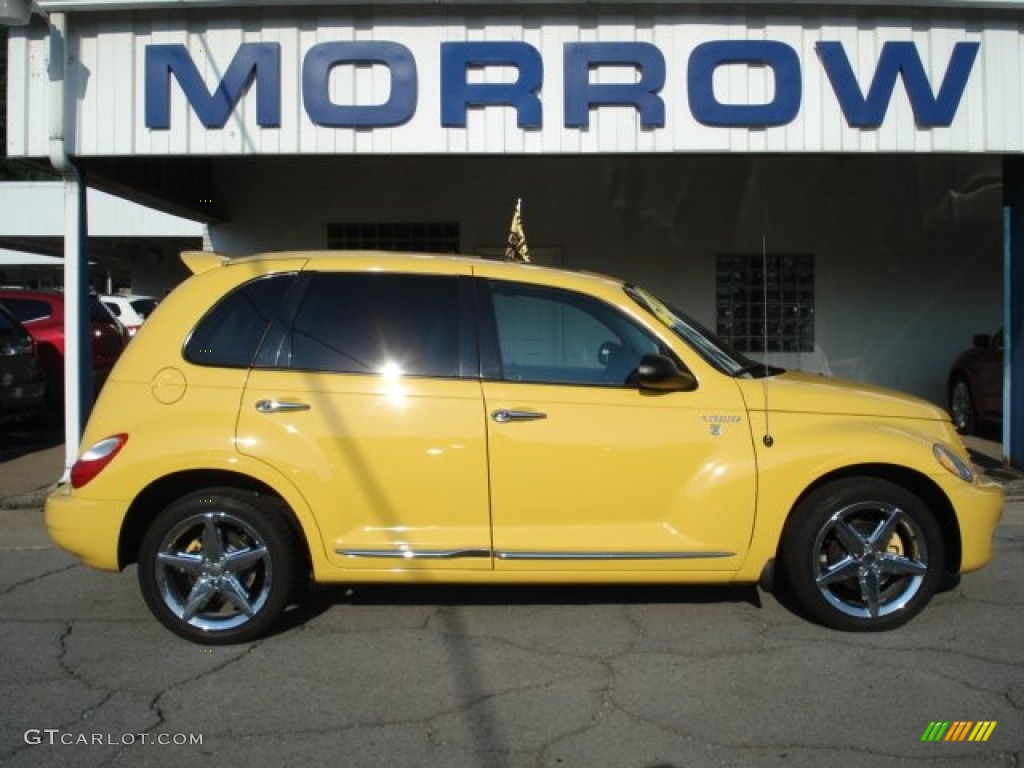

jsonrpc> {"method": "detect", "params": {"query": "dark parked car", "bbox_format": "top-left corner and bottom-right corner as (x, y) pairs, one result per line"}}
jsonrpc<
(948, 329), (1003, 434)
(0, 289), (127, 408)
(0, 303), (47, 423)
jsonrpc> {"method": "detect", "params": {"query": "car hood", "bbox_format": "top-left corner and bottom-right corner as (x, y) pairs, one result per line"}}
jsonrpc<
(740, 371), (949, 422)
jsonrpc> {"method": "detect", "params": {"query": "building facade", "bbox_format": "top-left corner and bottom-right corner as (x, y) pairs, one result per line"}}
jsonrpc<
(4, 0), (1023, 461)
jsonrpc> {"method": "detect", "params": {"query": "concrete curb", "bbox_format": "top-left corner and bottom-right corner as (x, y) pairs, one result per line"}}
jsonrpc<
(0, 484), (58, 511)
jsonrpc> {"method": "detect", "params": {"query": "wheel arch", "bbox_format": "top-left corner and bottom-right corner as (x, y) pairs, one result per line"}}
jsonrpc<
(780, 463), (962, 575)
(118, 469), (314, 576)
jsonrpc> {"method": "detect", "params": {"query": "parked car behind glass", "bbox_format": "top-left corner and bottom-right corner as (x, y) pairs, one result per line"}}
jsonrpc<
(101, 294), (160, 337)
(0, 289), (128, 407)
(948, 329), (1003, 434)
(0, 303), (47, 423)
(45, 251), (1003, 644)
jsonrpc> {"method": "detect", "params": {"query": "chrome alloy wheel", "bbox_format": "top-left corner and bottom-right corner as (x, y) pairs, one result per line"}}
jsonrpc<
(812, 501), (929, 620)
(154, 511), (273, 633)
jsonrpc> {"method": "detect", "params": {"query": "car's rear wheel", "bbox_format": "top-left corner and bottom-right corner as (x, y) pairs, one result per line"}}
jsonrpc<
(780, 478), (944, 631)
(138, 488), (297, 644)
(949, 375), (976, 434)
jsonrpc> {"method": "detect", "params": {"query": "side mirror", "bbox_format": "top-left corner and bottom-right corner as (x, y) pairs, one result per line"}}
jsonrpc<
(635, 354), (697, 392)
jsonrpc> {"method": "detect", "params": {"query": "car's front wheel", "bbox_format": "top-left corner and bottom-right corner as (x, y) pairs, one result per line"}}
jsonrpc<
(780, 478), (944, 631)
(138, 488), (297, 644)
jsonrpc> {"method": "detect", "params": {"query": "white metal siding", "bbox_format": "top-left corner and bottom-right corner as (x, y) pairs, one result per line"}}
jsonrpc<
(7, 8), (1024, 156)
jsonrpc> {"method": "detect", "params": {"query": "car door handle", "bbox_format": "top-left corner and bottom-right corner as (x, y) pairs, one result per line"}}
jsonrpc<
(255, 399), (311, 414)
(491, 409), (547, 423)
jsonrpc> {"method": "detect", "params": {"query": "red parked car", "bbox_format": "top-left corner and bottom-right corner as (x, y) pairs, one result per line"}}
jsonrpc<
(0, 289), (127, 408)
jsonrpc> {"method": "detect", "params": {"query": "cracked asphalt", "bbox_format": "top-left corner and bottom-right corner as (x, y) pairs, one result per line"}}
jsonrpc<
(1, 429), (1022, 766)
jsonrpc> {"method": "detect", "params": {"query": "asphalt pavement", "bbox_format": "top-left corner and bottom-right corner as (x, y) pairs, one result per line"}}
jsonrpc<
(1, 420), (1022, 767)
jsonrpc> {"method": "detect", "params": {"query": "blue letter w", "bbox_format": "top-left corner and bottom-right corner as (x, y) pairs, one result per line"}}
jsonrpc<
(817, 41), (979, 128)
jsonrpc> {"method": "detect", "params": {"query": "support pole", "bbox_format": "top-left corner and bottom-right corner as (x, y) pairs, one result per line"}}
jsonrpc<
(48, 12), (92, 479)
(1004, 157), (1024, 469)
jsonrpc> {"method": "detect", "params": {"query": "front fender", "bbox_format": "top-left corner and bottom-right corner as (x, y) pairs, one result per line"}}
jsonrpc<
(735, 413), (967, 582)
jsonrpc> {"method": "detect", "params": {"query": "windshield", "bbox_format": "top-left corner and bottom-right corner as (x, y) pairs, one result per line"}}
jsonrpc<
(624, 284), (783, 379)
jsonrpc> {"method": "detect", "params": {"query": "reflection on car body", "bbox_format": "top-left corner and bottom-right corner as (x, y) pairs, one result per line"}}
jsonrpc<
(45, 251), (1003, 644)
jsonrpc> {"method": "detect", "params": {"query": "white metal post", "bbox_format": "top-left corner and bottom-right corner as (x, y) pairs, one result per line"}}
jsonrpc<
(48, 12), (91, 479)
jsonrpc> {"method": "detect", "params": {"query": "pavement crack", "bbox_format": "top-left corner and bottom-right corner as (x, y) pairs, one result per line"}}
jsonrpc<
(0, 561), (79, 597)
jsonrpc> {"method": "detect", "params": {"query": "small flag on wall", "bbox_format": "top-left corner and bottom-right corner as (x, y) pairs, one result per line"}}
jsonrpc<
(505, 199), (531, 264)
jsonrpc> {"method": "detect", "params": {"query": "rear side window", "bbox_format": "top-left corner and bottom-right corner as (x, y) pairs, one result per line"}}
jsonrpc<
(91, 297), (117, 323)
(0, 298), (52, 323)
(185, 274), (296, 368)
(131, 298), (159, 318)
(287, 273), (460, 377)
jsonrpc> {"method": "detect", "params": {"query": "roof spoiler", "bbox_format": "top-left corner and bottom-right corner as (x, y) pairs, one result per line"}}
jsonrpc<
(181, 251), (228, 275)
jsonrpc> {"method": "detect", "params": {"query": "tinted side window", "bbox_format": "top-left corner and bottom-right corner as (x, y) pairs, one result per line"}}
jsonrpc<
(288, 273), (460, 377)
(185, 274), (296, 368)
(90, 297), (117, 324)
(486, 281), (661, 386)
(131, 299), (159, 318)
(0, 298), (51, 323)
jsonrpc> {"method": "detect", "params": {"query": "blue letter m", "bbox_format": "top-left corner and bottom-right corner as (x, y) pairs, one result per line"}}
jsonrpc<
(146, 43), (281, 130)
(817, 40), (979, 128)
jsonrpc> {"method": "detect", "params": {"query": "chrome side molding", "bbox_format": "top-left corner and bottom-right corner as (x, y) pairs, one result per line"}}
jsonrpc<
(335, 547), (734, 561)
(495, 550), (735, 560)
(336, 548), (491, 559)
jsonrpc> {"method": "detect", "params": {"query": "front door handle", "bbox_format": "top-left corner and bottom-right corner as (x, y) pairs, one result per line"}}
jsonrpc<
(255, 399), (311, 414)
(491, 409), (547, 423)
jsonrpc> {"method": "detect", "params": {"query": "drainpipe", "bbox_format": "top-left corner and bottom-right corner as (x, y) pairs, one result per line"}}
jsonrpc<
(48, 11), (92, 480)
(0, 0), (31, 25)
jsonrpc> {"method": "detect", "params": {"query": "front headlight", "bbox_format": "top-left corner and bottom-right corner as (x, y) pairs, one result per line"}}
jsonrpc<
(933, 443), (976, 483)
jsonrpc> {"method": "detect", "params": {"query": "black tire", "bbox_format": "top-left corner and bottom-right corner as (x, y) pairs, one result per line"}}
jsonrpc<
(138, 488), (297, 644)
(949, 375), (976, 435)
(779, 478), (944, 632)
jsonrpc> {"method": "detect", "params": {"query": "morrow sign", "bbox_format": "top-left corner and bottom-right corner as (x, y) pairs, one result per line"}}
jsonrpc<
(145, 39), (980, 132)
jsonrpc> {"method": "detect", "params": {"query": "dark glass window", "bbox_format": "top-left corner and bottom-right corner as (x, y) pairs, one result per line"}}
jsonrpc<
(0, 298), (52, 323)
(185, 274), (296, 368)
(716, 253), (815, 353)
(90, 297), (117, 324)
(486, 281), (661, 387)
(327, 222), (460, 253)
(288, 273), (460, 377)
(130, 298), (160, 319)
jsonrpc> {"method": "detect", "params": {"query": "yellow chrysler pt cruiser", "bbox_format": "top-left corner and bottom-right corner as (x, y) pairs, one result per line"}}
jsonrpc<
(46, 251), (1003, 643)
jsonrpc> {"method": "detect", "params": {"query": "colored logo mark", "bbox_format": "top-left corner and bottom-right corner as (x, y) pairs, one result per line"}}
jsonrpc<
(921, 721), (997, 742)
